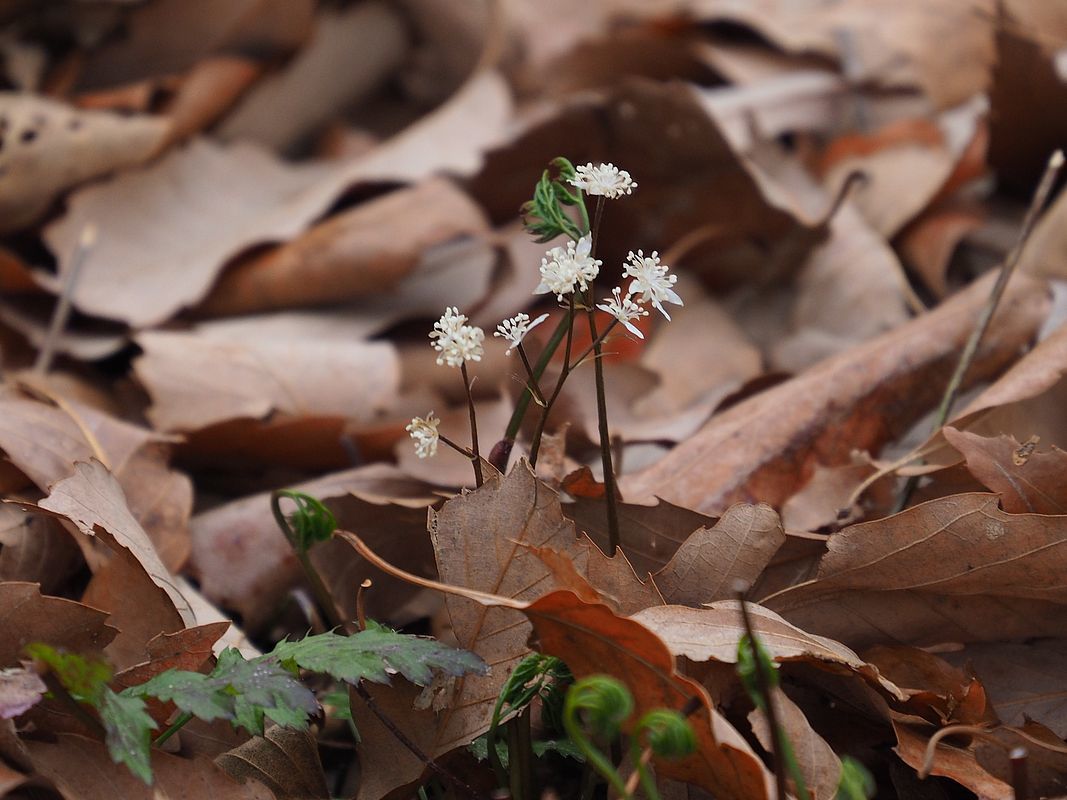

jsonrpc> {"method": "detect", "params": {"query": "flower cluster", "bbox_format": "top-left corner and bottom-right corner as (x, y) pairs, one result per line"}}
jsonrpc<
(569, 162), (637, 198)
(415, 162), (682, 463)
(495, 312), (549, 355)
(623, 250), (683, 320)
(535, 234), (601, 301)
(429, 306), (484, 367)
(596, 287), (649, 338)
(406, 413), (440, 459)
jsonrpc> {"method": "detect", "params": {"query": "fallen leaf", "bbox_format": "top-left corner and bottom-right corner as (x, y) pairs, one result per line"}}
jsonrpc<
(944, 639), (1067, 738)
(424, 464), (583, 756)
(194, 179), (489, 317)
(0, 582), (116, 667)
(45, 71), (511, 326)
(216, 2), (408, 153)
(764, 493), (1067, 648)
(562, 496), (717, 576)
(216, 726), (329, 800)
(749, 689), (842, 800)
(942, 426), (1067, 514)
(622, 270), (1049, 515)
(892, 720), (1011, 800)
(23, 733), (275, 800)
(655, 503), (785, 606)
(38, 460), (194, 626)
(863, 645), (993, 726)
(133, 330), (399, 433)
(0, 93), (168, 232)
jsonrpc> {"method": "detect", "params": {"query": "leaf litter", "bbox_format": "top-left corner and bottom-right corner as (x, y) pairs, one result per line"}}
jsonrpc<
(2, 2), (1067, 798)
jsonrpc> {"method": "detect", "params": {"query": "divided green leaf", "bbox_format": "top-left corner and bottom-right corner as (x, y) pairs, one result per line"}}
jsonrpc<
(271, 621), (488, 687)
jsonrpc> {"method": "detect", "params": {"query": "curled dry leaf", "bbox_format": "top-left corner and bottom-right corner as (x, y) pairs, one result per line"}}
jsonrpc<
(216, 726), (329, 800)
(194, 179), (489, 317)
(622, 269), (1050, 515)
(942, 426), (1067, 514)
(892, 720), (1012, 800)
(0, 93), (168, 233)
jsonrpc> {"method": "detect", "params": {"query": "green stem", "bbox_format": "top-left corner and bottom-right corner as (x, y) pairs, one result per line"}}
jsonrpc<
(585, 296), (620, 556)
(271, 491), (350, 633)
(154, 711), (193, 747)
(503, 311), (571, 443)
(507, 712), (535, 800)
(563, 707), (630, 799)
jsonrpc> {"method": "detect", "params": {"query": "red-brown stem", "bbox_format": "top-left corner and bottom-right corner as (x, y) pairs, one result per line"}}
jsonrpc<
(460, 362), (483, 487)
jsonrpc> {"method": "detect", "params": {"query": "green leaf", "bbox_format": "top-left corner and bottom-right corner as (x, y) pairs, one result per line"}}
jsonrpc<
(836, 756), (876, 800)
(124, 670), (232, 722)
(24, 643), (110, 704)
(276, 490), (337, 551)
(100, 688), (155, 784)
(213, 649), (319, 736)
(271, 622), (487, 687)
(123, 648), (319, 737)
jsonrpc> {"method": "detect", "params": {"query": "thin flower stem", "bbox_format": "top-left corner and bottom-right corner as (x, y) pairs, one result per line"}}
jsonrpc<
(586, 196), (621, 555)
(515, 343), (546, 406)
(460, 362), (483, 487)
(529, 295), (577, 466)
(154, 711), (193, 747)
(585, 302), (621, 555)
(568, 318), (619, 370)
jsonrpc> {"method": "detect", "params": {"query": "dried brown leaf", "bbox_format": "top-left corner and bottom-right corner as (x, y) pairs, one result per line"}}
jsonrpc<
(765, 493), (1067, 648)
(0, 582), (116, 667)
(0, 93), (168, 232)
(133, 330), (398, 433)
(748, 689), (841, 800)
(23, 734), (275, 800)
(943, 426), (1067, 514)
(195, 179), (489, 316)
(622, 270), (1049, 515)
(655, 503), (784, 606)
(216, 726), (328, 800)
(45, 71), (510, 326)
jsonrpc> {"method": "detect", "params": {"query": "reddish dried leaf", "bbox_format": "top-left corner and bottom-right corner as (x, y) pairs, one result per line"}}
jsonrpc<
(748, 689), (841, 800)
(893, 721), (1011, 800)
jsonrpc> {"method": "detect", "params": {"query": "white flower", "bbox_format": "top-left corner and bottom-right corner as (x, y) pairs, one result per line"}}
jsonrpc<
(623, 250), (682, 320)
(534, 234), (601, 301)
(569, 162), (637, 198)
(494, 312), (549, 355)
(429, 306), (485, 367)
(597, 287), (648, 338)
(406, 413), (441, 459)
